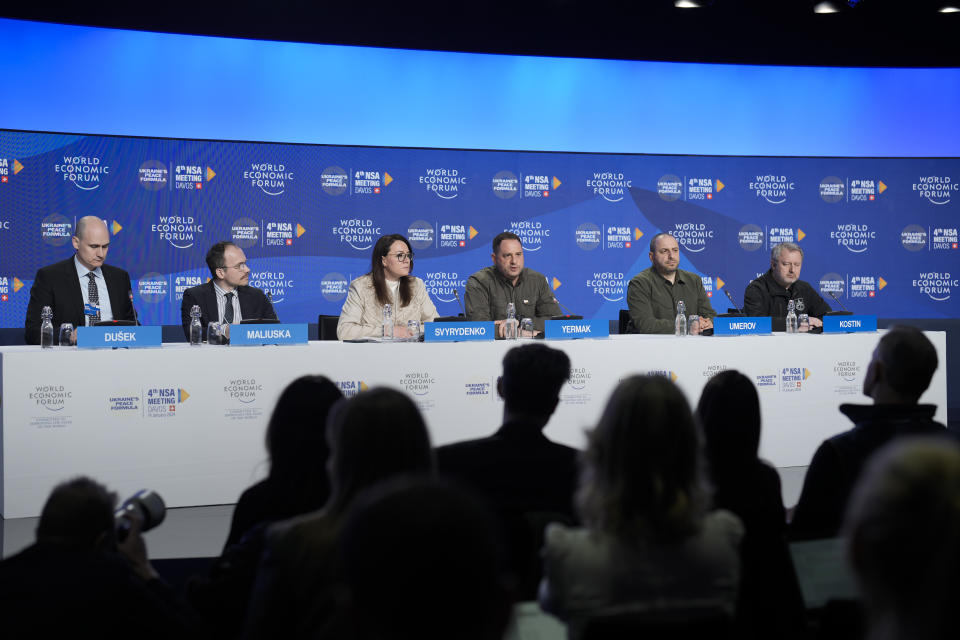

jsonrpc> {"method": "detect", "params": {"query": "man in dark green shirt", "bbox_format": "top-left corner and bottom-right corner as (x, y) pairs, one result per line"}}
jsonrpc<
(626, 233), (716, 334)
(465, 232), (561, 337)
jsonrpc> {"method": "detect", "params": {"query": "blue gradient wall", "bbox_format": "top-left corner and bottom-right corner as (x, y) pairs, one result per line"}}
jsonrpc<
(1, 18), (958, 156)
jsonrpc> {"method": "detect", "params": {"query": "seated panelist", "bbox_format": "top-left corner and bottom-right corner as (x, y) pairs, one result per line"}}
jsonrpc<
(337, 234), (438, 340)
(180, 241), (277, 340)
(464, 232), (560, 338)
(743, 242), (830, 330)
(625, 232), (715, 334)
(24, 215), (136, 345)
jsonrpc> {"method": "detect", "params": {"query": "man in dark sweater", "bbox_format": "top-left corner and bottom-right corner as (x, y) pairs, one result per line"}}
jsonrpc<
(790, 326), (947, 540)
(436, 343), (579, 598)
(743, 241), (831, 330)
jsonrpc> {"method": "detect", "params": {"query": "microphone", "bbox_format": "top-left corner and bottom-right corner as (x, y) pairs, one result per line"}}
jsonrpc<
(827, 290), (850, 313)
(453, 289), (466, 317)
(552, 296), (580, 318)
(266, 290), (273, 305)
(128, 290), (140, 326)
(724, 289), (745, 316)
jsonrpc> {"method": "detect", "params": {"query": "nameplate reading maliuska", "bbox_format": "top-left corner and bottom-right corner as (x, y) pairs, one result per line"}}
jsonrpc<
(423, 322), (496, 342)
(544, 319), (609, 340)
(230, 323), (308, 346)
(822, 314), (877, 334)
(712, 316), (773, 336)
(77, 325), (162, 349)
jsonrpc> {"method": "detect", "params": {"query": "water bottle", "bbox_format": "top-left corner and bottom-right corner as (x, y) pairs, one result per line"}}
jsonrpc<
(382, 303), (394, 340)
(505, 302), (518, 340)
(40, 306), (54, 348)
(674, 300), (687, 337)
(189, 305), (203, 345)
(786, 299), (798, 334)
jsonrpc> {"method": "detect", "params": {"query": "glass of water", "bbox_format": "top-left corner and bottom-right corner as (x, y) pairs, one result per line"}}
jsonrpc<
(520, 317), (534, 338)
(407, 320), (421, 342)
(688, 315), (701, 335)
(798, 314), (810, 333)
(207, 321), (227, 345)
(58, 323), (74, 346)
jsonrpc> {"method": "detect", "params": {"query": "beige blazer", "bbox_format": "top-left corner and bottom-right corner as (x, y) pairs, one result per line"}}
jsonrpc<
(337, 274), (438, 340)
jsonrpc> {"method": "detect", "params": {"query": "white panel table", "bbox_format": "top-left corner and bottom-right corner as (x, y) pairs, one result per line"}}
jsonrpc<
(0, 332), (947, 518)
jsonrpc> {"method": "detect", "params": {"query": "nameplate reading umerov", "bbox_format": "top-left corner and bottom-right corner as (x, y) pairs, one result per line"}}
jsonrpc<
(424, 322), (496, 342)
(822, 315), (877, 334)
(230, 323), (308, 346)
(77, 325), (162, 349)
(545, 319), (609, 340)
(713, 316), (772, 336)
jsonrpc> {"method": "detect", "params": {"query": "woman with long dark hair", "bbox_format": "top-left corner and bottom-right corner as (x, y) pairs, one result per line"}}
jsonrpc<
(697, 370), (805, 639)
(243, 387), (435, 638)
(539, 375), (743, 639)
(225, 375), (343, 548)
(337, 233), (438, 339)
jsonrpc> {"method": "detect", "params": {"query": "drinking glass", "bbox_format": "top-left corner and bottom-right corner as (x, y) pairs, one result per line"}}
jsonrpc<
(58, 323), (74, 346)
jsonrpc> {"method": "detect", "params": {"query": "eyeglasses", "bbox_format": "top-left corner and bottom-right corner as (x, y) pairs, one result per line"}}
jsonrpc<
(221, 262), (248, 271)
(390, 252), (414, 263)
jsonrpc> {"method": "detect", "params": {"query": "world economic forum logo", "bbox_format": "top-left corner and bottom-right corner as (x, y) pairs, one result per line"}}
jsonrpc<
(54, 155), (109, 191)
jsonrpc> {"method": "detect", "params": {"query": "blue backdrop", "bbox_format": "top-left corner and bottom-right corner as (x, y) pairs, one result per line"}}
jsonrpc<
(1, 130), (957, 328)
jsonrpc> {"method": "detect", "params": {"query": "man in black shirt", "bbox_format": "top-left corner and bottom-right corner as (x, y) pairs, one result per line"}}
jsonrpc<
(743, 241), (830, 329)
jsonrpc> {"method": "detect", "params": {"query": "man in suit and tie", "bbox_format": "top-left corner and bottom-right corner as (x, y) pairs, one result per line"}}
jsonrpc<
(24, 216), (136, 345)
(180, 241), (277, 340)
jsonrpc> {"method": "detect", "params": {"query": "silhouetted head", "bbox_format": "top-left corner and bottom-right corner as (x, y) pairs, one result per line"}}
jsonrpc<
(325, 387), (434, 516)
(863, 325), (938, 404)
(265, 375), (343, 503)
(338, 479), (512, 640)
(578, 375), (707, 542)
(845, 437), (960, 639)
(36, 477), (117, 550)
(697, 370), (762, 471)
(498, 343), (571, 422)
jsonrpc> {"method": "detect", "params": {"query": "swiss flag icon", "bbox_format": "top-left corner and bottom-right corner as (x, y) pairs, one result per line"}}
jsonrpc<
(286, 239), (293, 246)
(707, 292), (713, 297)
(459, 241), (466, 247)
(1, 294), (8, 301)
(869, 195), (875, 201)
(543, 191), (549, 197)
(374, 187), (381, 194)
(1, 176), (7, 183)
(953, 243), (958, 249)
(707, 193), (713, 199)
(196, 183), (202, 189)
(869, 291), (875, 297)
(626, 242), (632, 248)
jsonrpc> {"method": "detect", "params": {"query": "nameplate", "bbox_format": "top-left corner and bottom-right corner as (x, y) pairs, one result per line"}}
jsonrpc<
(230, 323), (308, 346)
(713, 316), (772, 336)
(424, 322), (496, 342)
(77, 325), (162, 349)
(545, 319), (609, 340)
(822, 314), (877, 333)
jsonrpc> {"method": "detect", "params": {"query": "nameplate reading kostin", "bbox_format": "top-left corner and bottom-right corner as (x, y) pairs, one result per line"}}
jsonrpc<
(822, 315), (877, 333)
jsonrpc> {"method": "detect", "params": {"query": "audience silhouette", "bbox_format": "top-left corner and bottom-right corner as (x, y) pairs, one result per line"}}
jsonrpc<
(540, 374), (743, 640)
(845, 437), (960, 640)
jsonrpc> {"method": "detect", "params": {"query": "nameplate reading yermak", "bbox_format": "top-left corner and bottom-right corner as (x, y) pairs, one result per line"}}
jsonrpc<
(77, 325), (162, 349)
(230, 323), (308, 346)
(423, 322), (496, 342)
(544, 319), (609, 340)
